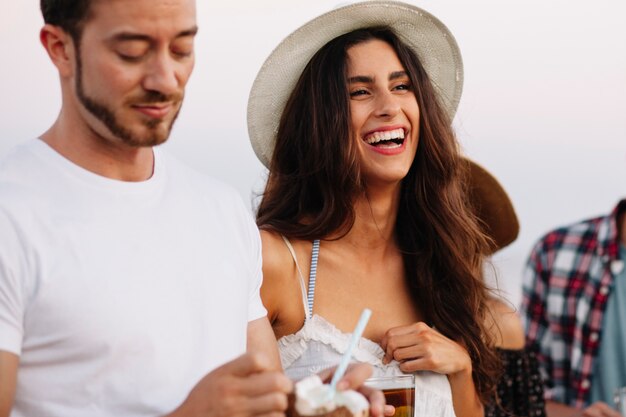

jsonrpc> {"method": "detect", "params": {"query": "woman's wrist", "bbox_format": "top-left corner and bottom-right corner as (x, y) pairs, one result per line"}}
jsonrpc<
(448, 361), (473, 382)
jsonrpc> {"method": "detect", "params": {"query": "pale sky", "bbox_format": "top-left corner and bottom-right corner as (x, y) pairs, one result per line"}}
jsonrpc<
(2, 0), (626, 306)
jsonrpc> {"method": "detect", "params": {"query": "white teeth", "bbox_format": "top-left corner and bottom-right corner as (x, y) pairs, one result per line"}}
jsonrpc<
(365, 128), (405, 144)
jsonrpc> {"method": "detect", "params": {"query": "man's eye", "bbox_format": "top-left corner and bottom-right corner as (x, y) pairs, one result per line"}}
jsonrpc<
(172, 39), (195, 59)
(118, 53), (143, 62)
(172, 49), (193, 58)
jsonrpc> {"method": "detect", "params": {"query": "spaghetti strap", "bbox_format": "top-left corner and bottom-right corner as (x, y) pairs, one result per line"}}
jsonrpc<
(307, 240), (320, 317)
(281, 235), (311, 320)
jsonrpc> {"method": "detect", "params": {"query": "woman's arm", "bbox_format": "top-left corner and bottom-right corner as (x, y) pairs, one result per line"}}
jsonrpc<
(259, 231), (308, 338)
(485, 298), (525, 350)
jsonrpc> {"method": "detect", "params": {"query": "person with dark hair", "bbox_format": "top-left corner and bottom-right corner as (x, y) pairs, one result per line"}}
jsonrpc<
(247, 2), (504, 416)
(0, 1), (386, 416)
(40, 0), (93, 41)
(468, 164), (546, 417)
(522, 199), (626, 417)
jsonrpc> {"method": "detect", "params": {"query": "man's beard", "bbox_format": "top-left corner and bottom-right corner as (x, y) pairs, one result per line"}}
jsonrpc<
(75, 53), (183, 148)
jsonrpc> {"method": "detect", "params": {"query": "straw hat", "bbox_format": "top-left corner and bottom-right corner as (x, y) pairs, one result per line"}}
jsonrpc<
(247, 0), (518, 252)
(247, 0), (463, 168)
(466, 161), (519, 253)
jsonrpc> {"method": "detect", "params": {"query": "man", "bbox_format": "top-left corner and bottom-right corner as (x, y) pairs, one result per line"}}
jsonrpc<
(0, 1), (384, 416)
(522, 199), (626, 417)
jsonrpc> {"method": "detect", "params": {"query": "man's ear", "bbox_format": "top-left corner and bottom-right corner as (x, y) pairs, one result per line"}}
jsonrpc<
(40, 24), (76, 78)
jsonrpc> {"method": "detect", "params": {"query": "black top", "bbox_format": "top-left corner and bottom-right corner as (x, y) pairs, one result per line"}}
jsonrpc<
(485, 348), (547, 417)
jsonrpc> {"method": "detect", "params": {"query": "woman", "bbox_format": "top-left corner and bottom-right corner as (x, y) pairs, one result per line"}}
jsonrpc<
(467, 163), (547, 417)
(484, 298), (546, 417)
(247, 2), (498, 416)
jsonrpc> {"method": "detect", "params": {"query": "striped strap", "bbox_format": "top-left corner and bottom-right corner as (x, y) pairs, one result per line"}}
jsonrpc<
(307, 239), (320, 317)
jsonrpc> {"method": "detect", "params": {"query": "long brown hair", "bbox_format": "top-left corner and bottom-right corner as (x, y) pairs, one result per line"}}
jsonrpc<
(256, 27), (500, 403)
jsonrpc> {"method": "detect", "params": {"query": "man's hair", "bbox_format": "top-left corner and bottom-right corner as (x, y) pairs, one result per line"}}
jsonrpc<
(40, 0), (94, 41)
(257, 26), (501, 404)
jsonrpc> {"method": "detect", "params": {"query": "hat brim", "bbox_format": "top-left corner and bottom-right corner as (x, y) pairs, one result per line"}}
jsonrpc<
(466, 160), (520, 254)
(247, 0), (464, 168)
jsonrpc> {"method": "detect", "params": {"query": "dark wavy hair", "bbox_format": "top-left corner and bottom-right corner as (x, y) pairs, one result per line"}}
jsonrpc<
(40, 0), (94, 41)
(256, 27), (500, 403)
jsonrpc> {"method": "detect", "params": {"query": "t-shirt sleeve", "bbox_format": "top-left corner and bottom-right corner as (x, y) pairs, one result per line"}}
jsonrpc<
(0, 209), (28, 355)
(246, 214), (267, 322)
(215, 183), (267, 323)
(226, 188), (267, 323)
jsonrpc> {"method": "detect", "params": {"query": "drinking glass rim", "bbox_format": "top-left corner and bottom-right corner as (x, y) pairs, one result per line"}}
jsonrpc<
(364, 374), (415, 388)
(366, 375), (415, 381)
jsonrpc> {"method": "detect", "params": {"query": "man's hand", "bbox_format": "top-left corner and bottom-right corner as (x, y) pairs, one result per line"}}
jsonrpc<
(166, 351), (293, 417)
(547, 400), (622, 417)
(579, 402), (622, 417)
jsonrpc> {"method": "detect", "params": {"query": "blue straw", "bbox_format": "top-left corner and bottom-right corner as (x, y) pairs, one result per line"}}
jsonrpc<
(326, 308), (372, 400)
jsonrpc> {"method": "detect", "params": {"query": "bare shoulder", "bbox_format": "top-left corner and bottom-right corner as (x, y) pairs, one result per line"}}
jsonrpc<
(259, 230), (307, 336)
(259, 230), (300, 297)
(485, 298), (525, 350)
(260, 230), (293, 276)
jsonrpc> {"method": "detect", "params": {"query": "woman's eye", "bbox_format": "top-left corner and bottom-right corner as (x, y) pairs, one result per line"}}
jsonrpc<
(393, 83), (411, 91)
(350, 89), (368, 97)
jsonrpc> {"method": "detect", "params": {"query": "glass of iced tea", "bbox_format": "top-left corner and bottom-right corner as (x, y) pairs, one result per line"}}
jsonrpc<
(365, 374), (415, 417)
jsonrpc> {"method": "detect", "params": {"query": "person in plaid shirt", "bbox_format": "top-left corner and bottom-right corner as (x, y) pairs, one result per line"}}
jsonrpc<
(522, 199), (626, 417)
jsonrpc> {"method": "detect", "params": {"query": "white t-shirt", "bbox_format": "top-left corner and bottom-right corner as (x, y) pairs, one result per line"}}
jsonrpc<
(0, 139), (267, 417)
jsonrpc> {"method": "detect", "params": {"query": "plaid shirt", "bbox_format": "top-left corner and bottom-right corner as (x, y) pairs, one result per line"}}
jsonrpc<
(521, 199), (626, 408)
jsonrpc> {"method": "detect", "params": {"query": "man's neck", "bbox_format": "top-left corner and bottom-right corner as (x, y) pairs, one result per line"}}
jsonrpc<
(40, 122), (155, 182)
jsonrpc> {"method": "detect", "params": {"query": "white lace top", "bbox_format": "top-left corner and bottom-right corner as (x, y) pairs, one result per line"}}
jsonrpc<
(277, 238), (456, 417)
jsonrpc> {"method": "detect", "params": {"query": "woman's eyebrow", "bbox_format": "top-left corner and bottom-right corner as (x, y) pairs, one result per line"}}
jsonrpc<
(389, 71), (408, 80)
(348, 71), (408, 84)
(348, 75), (373, 84)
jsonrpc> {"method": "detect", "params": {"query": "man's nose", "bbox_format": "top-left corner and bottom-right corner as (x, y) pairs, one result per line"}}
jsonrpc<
(142, 53), (180, 96)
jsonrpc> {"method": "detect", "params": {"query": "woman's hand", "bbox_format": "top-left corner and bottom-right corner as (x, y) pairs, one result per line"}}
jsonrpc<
(380, 322), (483, 417)
(379, 322), (472, 376)
(318, 363), (395, 417)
